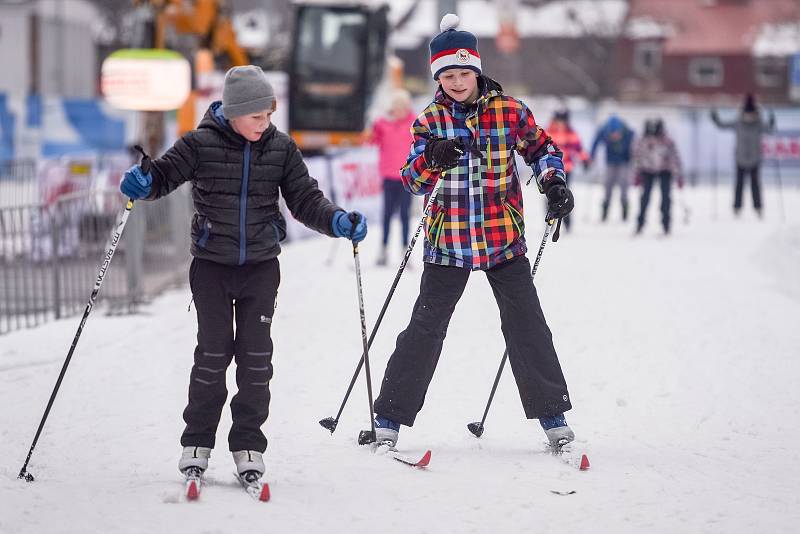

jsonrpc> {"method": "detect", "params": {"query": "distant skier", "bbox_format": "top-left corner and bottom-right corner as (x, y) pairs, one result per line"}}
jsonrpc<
(711, 93), (775, 217)
(370, 14), (576, 452)
(546, 108), (589, 232)
(632, 118), (683, 235)
(590, 115), (634, 222)
(119, 66), (368, 484)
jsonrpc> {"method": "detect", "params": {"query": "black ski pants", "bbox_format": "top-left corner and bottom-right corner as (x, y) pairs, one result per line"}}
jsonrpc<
(374, 256), (572, 426)
(181, 257), (279, 452)
(637, 171), (672, 233)
(734, 165), (762, 211)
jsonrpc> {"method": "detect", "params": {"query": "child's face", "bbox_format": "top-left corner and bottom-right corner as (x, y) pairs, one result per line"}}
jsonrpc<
(230, 108), (274, 142)
(439, 69), (479, 103)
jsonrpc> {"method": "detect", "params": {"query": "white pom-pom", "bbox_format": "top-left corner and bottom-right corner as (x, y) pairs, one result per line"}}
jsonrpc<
(440, 13), (460, 32)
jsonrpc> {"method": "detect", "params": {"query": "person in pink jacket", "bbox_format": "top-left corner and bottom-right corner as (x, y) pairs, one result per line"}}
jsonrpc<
(365, 89), (417, 265)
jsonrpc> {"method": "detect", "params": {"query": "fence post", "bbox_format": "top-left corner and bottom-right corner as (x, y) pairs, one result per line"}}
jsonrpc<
(50, 205), (61, 320)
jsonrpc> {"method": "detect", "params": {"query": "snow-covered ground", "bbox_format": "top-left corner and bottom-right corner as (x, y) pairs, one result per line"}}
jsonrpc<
(1, 182), (799, 533)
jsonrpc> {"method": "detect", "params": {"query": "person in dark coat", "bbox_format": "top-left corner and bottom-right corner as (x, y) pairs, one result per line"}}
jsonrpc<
(119, 65), (368, 480)
(711, 93), (775, 217)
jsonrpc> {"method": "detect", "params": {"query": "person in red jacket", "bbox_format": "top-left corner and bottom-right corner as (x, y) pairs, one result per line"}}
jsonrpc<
(364, 89), (417, 265)
(546, 109), (588, 232)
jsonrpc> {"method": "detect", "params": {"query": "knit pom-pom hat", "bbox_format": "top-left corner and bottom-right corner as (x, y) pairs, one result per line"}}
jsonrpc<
(429, 14), (481, 80)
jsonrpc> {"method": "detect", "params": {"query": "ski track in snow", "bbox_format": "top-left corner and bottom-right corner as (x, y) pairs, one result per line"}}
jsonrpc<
(1, 184), (799, 533)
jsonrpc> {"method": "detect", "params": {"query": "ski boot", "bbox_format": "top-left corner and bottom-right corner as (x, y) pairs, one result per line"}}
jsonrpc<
(178, 446), (211, 475)
(375, 415), (399, 448)
(539, 414), (575, 449)
(232, 450), (265, 482)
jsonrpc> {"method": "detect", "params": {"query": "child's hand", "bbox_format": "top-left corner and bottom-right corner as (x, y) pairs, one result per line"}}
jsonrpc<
(544, 181), (575, 221)
(424, 137), (464, 170)
(120, 165), (152, 200)
(332, 210), (368, 243)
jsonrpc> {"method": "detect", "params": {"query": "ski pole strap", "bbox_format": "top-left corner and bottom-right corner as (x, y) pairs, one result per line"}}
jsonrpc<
(552, 218), (563, 242)
(133, 144), (152, 174)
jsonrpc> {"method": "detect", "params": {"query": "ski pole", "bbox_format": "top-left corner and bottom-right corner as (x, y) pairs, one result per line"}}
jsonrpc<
(320, 169), (451, 434)
(467, 219), (555, 438)
(347, 214), (377, 444)
(18, 146), (151, 482)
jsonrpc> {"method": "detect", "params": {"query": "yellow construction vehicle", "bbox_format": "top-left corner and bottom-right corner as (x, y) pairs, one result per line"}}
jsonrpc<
(133, 0), (247, 65)
(131, 1), (390, 152)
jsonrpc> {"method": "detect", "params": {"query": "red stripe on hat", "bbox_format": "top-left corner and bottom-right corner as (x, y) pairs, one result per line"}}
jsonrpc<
(430, 48), (481, 63)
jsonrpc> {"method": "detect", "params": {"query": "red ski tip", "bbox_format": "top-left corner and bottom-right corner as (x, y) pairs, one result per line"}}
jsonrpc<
(416, 450), (432, 468)
(579, 454), (590, 471)
(259, 483), (271, 502)
(186, 480), (199, 500)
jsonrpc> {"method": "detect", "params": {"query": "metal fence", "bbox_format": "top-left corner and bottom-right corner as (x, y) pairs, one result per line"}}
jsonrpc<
(0, 187), (191, 335)
(0, 159), (38, 208)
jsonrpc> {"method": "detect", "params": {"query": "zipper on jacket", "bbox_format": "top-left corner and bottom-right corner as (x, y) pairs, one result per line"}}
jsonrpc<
(504, 200), (524, 237)
(239, 142), (251, 265)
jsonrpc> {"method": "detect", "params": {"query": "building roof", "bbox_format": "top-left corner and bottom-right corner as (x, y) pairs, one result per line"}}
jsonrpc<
(389, 0), (628, 50)
(625, 0), (800, 56)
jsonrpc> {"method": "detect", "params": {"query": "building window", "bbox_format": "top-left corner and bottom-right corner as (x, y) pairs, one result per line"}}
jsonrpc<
(688, 57), (723, 87)
(633, 41), (661, 78)
(755, 56), (785, 88)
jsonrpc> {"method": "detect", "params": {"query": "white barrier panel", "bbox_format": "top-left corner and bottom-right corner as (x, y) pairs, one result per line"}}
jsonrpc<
(283, 146), (382, 241)
(763, 131), (800, 166)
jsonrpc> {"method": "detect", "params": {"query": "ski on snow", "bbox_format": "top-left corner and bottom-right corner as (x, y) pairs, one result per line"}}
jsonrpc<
(184, 467), (203, 501)
(183, 468), (270, 502)
(549, 439), (590, 471)
(359, 429), (431, 468)
(235, 471), (271, 502)
(387, 449), (431, 468)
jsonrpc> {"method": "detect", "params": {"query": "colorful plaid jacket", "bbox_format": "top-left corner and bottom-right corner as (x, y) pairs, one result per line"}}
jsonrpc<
(401, 77), (565, 270)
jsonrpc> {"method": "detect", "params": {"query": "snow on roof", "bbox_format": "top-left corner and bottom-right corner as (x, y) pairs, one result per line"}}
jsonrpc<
(624, 16), (675, 40)
(752, 23), (800, 57)
(389, 0), (629, 50)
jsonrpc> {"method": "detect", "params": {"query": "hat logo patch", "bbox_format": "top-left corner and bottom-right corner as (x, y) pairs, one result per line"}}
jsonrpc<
(456, 49), (471, 64)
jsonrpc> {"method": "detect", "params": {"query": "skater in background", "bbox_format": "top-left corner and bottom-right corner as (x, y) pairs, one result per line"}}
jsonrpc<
(371, 14), (576, 452)
(546, 109), (588, 232)
(710, 93), (775, 218)
(364, 88), (416, 265)
(119, 65), (368, 483)
(632, 118), (683, 235)
(590, 115), (635, 222)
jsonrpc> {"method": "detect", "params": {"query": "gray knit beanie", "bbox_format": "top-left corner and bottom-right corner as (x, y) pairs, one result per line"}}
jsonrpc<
(222, 66), (276, 119)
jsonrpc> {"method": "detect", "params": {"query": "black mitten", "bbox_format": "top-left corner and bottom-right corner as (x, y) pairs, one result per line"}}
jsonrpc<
(544, 179), (575, 220)
(424, 137), (464, 170)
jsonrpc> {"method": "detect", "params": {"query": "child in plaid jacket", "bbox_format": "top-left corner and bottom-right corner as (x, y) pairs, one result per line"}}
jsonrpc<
(371, 14), (577, 450)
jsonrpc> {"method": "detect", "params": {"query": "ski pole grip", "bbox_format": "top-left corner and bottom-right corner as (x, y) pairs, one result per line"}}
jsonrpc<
(133, 144), (152, 175)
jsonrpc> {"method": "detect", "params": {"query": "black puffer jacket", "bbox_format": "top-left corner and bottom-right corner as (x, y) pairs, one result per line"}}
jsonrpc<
(148, 102), (341, 265)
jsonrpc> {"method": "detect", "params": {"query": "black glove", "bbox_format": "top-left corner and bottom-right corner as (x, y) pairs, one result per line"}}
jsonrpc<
(424, 137), (464, 170)
(544, 179), (575, 221)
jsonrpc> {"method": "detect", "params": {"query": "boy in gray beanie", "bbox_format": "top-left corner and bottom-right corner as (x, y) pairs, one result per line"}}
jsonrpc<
(120, 65), (368, 490)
